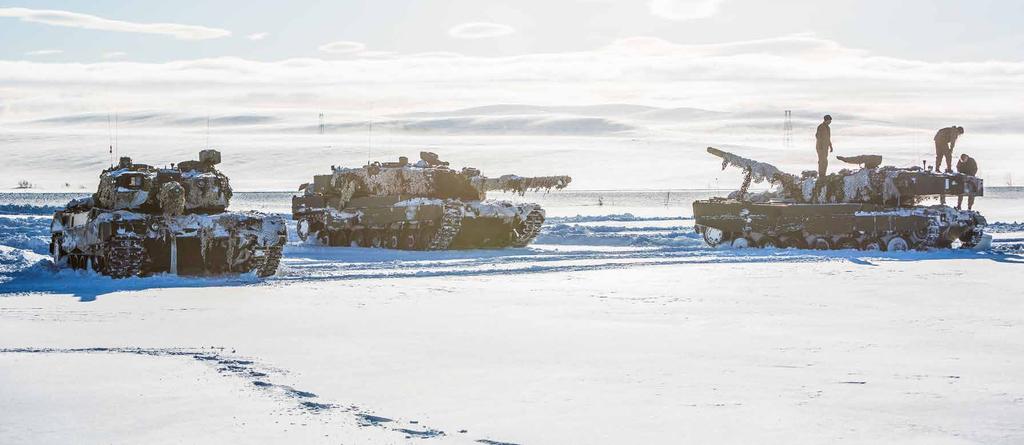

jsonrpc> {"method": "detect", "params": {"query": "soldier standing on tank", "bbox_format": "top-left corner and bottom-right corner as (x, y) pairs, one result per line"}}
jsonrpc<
(934, 125), (964, 173)
(812, 115), (834, 201)
(815, 115), (834, 179)
(956, 153), (979, 210)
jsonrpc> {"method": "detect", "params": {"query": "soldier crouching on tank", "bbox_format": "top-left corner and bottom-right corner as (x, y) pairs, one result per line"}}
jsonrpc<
(957, 153), (979, 210)
(934, 125), (964, 173)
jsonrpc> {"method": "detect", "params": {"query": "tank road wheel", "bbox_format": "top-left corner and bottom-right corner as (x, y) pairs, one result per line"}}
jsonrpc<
(701, 227), (727, 248)
(426, 202), (464, 251)
(778, 234), (806, 249)
(350, 229), (367, 247)
(326, 229), (350, 248)
(808, 237), (832, 250)
(730, 237), (752, 249)
(104, 236), (145, 278)
(756, 236), (779, 249)
(368, 229), (384, 248)
(387, 227), (402, 249)
(886, 236), (910, 252)
(860, 238), (884, 251)
(401, 227), (419, 250)
(835, 237), (859, 250)
(511, 209), (546, 248)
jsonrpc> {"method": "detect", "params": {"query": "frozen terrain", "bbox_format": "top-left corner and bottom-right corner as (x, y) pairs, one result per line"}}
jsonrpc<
(2, 191), (1024, 444)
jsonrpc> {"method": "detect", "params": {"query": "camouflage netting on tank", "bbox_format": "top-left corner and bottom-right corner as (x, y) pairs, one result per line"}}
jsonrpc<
(158, 182), (185, 216)
(471, 175), (572, 196)
(179, 170), (231, 211)
(95, 168), (154, 210)
(325, 164), (571, 204)
(393, 197), (540, 221)
(708, 147), (952, 205)
(92, 151), (232, 214)
(330, 166), (439, 201)
(708, 147), (802, 199)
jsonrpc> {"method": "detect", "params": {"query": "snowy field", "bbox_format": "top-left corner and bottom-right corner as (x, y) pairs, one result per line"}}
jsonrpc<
(2, 191), (1024, 444)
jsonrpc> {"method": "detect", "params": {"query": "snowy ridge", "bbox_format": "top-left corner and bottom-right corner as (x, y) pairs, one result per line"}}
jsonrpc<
(984, 222), (1024, 233)
(0, 204), (61, 215)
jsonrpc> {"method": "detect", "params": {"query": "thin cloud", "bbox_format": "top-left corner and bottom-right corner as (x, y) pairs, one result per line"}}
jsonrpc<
(247, 32), (269, 41)
(318, 40), (366, 54)
(448, 22), (515, 39)
(1, 34), (1022, 123)
(648, 0), (723, 21)
(0, 7), (230, 40)
(25, 49), (62, 56)
(103, 51), (127, 59)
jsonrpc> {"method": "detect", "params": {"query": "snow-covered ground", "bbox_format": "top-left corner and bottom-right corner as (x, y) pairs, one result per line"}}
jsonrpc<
(2, 192), (1024, 444)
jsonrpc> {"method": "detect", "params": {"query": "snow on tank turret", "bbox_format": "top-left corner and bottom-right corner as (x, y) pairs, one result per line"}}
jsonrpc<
(50, 150), (287, 278)
(693, 147), (988, 251)
(292, 151), (571, 249)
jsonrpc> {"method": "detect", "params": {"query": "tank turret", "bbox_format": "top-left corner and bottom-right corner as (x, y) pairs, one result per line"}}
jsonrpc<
(50, 150), (286, 278)
(293, 152), (571, 250)
(694, 147), (987, 251)
(93, 149), (232, 214)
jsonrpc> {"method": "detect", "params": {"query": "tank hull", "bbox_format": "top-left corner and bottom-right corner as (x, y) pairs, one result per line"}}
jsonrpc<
(50, 209), (287, 278)
(293, 196), (545, 250)
(693, 198), (987, 250)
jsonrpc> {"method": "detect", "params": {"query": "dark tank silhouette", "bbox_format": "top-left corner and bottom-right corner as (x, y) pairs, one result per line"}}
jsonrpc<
(693, 147), (988, 251)
(50, 150), (287, 278)
(292, 152), (571, 250)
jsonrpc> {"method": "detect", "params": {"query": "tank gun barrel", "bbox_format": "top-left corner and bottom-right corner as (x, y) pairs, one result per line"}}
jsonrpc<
(706, 147), (801, 198)
(474, 175), (572, 195)
(706, 147), (798, 184)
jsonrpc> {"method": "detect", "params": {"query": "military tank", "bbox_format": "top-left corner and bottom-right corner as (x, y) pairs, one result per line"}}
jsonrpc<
(693, 147), (988, 251)
(50, 150), (287, 278)
(292, 152), (571, 250)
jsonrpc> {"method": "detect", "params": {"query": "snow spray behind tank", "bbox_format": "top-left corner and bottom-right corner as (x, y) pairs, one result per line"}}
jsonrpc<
(50, 150), (287, 278)
(693, 147), (988, 251)
(292, 151), (571, 249)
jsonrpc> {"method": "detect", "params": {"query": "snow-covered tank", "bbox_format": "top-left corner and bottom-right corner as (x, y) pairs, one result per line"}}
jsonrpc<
(292, 152), (571, 249)
(693, 147), (988, 251)
(50, 150), (287, 278)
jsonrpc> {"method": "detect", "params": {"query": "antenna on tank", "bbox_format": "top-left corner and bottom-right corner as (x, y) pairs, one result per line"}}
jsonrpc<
(107, 113), (114, 167)
(206, 114), (210, 148)
(367, 120), (373, 165)
(114, 111), (119, 160)
(783, 110), (792, 149)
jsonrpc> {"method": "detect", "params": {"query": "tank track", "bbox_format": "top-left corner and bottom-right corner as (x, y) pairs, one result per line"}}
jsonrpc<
(695, 225), (983, 252)
(510, 209), (545, 247)
(104, 236), (145, 278)
(254, 245), (283, 277)
(426, 201), (464, 250)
